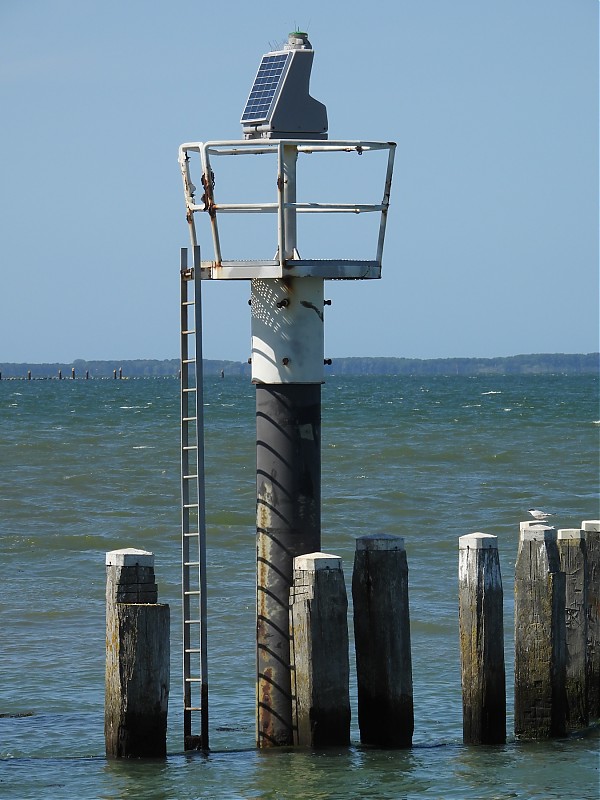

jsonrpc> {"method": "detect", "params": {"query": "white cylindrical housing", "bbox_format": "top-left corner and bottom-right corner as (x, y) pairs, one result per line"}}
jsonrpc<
(251, 276), (324, 383)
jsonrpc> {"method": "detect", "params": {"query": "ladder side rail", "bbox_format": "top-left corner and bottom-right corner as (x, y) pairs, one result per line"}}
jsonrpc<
(192, 242), (209, 751)
(180, 247), (194, 744)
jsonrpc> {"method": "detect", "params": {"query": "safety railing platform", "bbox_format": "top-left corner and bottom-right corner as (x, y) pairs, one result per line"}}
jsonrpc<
(178, 139), (396, 281)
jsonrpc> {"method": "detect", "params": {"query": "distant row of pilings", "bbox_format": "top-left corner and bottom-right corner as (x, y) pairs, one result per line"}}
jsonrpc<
(104, 520), (599, 757)
(0, 367), (125, 380)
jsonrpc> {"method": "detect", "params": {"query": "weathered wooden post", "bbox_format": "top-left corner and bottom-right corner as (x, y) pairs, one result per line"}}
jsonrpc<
(458, 533), (506, 744)
(105, 548), (170, 758)
(289, 553), (350, 747)
(514, 525), (566, 739)
(557, 529), (588, 729)
(582, 520), (600, 719)
(352, 534), (413, 747)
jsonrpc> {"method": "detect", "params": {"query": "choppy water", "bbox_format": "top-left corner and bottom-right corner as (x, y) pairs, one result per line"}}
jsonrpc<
(0, 374), (598, 799)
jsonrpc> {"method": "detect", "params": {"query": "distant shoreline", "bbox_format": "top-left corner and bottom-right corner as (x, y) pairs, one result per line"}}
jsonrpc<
(0, 353), (597, 379)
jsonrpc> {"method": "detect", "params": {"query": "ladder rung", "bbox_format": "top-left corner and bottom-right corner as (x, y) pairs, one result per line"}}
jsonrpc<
(185, 706), (203, 712)
(183, 445), (198, 451)
(185, 590), (201, 595)
(182, 329), (196, 335)
(182, 358), (196, 364)
(183, 387), (197, 393)
(185, 648), (202, 653)
(182, 301), (195, 306)
(183, 474), (198, 480)
(183, 416), (197, 422)
(185, 619), (202, 624)
(185, 678), (202, 683)
(183, 503), (199, 509)
(184, 562), (200, 567)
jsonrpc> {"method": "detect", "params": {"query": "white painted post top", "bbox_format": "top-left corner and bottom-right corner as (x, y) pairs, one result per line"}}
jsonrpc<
(294, 552), (342, 571)
(582, 520), (600, 532)
(520, 520), (553, 533)
(519, 525), (557, 543)
(459, 532), (498, 550)
(106, 548), (154, 567)
(355, 534), (405, 552)
(557, 528), (585, 540)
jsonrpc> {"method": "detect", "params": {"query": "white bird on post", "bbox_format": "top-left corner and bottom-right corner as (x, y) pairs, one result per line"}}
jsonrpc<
(528, 508), (554, 521)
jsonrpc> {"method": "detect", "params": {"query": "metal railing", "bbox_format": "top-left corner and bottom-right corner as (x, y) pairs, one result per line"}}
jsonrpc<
(178, 139), (396, 280)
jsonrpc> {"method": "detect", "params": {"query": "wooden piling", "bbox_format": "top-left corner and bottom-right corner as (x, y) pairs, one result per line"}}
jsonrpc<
(557, 529), (588, 729)
(105, 548), (170, 758)
(458, 533), (506, 744)
(352, 534), (413, 747)
(514, 525), (566, 739)
(289, 553), (350, 747)
(582, 520), (600, 719)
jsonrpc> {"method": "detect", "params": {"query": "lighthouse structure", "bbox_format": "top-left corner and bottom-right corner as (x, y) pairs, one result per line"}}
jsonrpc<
(178, 31), (396, 749)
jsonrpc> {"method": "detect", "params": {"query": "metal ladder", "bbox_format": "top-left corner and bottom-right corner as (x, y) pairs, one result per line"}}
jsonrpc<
(180, 246), (209, 751)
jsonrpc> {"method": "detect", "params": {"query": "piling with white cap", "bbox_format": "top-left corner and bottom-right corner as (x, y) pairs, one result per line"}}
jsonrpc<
(458, 533), (506, 744)
(514, 526), (566, 739)
(352, 534), (413, 747)
(104, 549), (170, 758)
(582, 520), (600, 718)
(289, 553), (350, 747)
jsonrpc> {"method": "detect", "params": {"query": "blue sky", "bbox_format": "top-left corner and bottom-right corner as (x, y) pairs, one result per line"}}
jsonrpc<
(1, 0), (597, 362)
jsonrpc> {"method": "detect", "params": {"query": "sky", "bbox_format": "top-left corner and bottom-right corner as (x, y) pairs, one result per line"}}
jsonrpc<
(1, 0), (597, 363)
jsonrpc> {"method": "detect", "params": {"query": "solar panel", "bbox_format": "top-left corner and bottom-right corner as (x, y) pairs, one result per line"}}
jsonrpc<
(240, 52), (291, 125)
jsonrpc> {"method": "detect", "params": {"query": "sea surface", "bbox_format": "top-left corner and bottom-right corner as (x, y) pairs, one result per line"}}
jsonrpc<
(0, 373), (598, 800)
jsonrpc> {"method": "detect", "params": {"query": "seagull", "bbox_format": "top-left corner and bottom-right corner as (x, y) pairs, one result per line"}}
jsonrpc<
(528, 508), (553, 521)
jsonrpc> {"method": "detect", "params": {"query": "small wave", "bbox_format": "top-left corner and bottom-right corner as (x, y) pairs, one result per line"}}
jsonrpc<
(119, 405), (143, 410)
(593, 420), (600, 426)
(481, 391), (502, 395)
(132, 446), (155, 450)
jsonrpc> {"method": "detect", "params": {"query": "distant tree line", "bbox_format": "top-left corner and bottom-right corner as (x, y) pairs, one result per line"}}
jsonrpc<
(325, 353), (599, 376)
(0, 353), (597, 380)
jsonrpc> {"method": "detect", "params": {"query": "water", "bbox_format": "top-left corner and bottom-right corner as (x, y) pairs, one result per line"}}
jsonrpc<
(0, 374), (598, 799)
